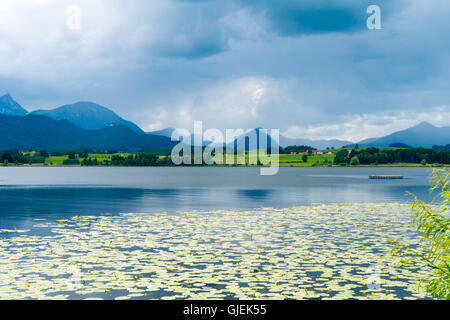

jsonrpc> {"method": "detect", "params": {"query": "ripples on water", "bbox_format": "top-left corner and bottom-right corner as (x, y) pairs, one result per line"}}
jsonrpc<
(0, 167), (434, 228)
(0, 167), (437, 300)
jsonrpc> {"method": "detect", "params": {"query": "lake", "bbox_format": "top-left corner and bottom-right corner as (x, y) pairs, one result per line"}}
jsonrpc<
(0, 166), (434, 229)
(0, 167), (436, 300)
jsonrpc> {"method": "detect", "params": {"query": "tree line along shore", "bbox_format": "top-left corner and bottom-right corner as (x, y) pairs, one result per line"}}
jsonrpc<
(0, 145), (449, 167)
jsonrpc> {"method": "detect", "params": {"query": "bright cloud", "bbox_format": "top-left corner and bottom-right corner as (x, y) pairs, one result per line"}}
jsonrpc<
(283, 105), (450, 142)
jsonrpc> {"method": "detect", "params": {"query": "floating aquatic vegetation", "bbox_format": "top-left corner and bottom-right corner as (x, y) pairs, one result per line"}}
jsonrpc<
(0, 203), (432, 300)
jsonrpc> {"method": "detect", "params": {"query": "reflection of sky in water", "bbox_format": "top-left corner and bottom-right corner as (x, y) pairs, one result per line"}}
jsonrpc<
(0, 167), (435, 230)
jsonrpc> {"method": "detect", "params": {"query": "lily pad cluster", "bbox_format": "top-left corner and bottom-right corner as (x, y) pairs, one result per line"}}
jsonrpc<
(0, 203), (432, 300)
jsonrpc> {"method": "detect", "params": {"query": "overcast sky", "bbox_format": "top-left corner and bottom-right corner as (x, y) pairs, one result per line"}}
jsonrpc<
(0, 0), (449, 141)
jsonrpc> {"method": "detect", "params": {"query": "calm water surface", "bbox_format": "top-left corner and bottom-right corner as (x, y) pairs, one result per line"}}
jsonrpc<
(0, 167), (434, 230)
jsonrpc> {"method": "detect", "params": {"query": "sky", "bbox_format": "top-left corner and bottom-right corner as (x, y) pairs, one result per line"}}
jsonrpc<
(0, 0), (449, 142)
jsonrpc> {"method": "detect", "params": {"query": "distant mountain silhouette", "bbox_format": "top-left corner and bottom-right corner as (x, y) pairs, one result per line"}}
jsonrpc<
(147, 127), (176, 138)
(0, 94), (28, 116)
(279, 136), (351, 149)
(0, 114), (176, 151)
(31, 101), (144, 134)
(151, 127), (350, 150)
(148, 127), (212, 146)
(353, 122), (450, 148)
(227, 128), (350, 150)
(1, 94), (448, 151)
(226, 128), (279, 151)
(389, 143), (412, 148)
(432, 144), (450, 151)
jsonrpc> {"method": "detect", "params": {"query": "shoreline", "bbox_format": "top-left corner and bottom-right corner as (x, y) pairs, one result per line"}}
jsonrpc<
(1, 163), (448, 168)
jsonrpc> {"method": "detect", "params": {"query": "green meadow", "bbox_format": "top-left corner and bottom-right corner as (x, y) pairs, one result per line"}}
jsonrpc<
(27, 153), (447, 167)
(8, 146), (450, 167)
(277, 154), (335, 166)
(45, 154), (131, 165)
(41, 152), (335, 167)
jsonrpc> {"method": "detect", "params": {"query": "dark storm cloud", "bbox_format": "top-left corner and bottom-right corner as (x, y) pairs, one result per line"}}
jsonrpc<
(149, 0), (234, 59)
(0, 0), (449, 140)
(237, 0), (405, 35)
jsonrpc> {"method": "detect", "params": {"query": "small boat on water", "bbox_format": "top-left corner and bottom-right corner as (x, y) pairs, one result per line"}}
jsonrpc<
(369, 175), (404, 180)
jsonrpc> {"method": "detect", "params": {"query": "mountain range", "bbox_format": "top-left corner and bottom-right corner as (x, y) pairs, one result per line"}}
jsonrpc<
(147, 127), (213, 147)
(279, 136), (352, 150)
(347, 122), (450, 148)
(148, 127), (352, 149)
(230, 123), (450, 150)
(148, 125), (450, 150)
(0, 93), (449, 151)
(0, 93), (28, 116)
(0, 114), (176, 151)
(31, 101), (144, 134)
(0, 94), (175, 151)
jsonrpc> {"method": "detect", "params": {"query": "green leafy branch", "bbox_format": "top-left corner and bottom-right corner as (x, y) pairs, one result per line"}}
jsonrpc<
(389, 168), (449, 300)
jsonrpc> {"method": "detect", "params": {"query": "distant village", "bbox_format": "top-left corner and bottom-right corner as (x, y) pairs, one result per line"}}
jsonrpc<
(289, 150), (337, 155)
